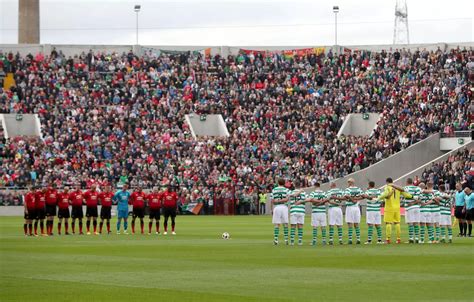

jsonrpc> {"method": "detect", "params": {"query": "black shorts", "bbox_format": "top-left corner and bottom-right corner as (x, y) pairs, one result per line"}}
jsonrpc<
(36, 208), (46, 220)
(58, 208), (70, 219)
(24, 208), (36, 220)
(86, 206), (98, 218)
(467, 209), (474, 221)
(100, 206), (111, 219)
(455, 206), (467, 219)
(71, 206), (84, 219)
(133, 207), (145, 219)
(163, 207), (177, 218)
(149, 208), (161, 220)
(46, 204), (57, 216)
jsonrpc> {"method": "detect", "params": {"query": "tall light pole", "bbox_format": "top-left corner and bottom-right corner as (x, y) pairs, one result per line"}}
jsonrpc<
(333, 5), (339, 46)
(134, 4), (141, 45)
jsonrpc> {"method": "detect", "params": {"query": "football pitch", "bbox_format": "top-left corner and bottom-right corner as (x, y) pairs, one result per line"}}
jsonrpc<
(1, 216), (473, 302)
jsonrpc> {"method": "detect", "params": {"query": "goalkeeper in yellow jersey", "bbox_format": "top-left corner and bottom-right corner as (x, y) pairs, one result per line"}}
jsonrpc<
(378, 178), (412, 244)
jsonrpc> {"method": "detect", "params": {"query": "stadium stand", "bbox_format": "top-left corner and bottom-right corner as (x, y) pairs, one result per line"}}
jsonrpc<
(0, 47), (472, 208)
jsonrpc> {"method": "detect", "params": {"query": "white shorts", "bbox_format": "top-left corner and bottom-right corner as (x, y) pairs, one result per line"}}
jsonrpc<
(439, 215), (451, 226)
(431, 212), (440, 224)
(406, 208), (421, 224)
(290, 213), (305, 225)
(420, 212), (432, 224)
(328, 207), (343, 226)
(311, 213), (327, 227)
(272, 205), (288, 224)
(366, 211), (381, 225)
(345, 206), (361, 224)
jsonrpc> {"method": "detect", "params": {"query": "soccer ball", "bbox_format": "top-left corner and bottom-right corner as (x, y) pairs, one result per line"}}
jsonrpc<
(222, 232), (230, 239)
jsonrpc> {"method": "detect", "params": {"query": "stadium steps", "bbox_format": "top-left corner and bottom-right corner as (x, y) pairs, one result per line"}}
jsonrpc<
(394, 140), (473, 186)
(266, 132), (470, 215)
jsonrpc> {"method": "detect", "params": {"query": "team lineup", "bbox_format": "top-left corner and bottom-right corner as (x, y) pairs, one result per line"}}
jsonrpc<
(271, 177), (474, 245)
(18, 176), (474, 244)
(22, 184), (179, 236)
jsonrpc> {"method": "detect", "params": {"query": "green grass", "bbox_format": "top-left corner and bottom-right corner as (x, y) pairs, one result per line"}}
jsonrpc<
(1, 216), (473, 301)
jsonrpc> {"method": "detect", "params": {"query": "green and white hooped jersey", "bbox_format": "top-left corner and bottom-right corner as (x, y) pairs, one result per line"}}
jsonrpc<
(403, 185), (422, 210)
(310, 190), (327, 213)
(326, 188), (344, 208)
(271, 186), (290, 206)
(344, 186), (363, 206)
(419, 192), (433, 213)
(435, 191), (451, 215)
(365, 188), (382, 212)
(430, 190), (441, 213)
(289, 191), (307, 214)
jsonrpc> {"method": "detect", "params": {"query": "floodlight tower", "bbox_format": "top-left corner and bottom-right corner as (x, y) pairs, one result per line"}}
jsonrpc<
(134, 4), (141, 45)
(393, 0), (409, 44)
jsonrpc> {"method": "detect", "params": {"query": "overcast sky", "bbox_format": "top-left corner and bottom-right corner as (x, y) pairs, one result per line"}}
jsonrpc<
(0, 0), (473, 46)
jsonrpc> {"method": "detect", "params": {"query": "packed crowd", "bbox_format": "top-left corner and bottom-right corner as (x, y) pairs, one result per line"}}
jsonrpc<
(420, 148), (474, 190)
(0, 47), (473, 203)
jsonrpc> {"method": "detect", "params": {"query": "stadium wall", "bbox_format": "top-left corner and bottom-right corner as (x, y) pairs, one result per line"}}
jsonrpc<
(1, 42), (473, 57)
(337, 113), (381, 137)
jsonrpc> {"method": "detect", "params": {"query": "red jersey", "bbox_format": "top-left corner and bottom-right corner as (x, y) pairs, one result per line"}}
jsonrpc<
(57, 192), (70, 210)
(162, 191), (178, 208)
(147, 193), (162, 210)
(24, 192), (36, 209)
(35, 192), (46, 209)
(45, 188), (59, 206)
(99, 192), (114, 207)
(69, 190), (85, 207)
(84, 190), (100, 207)
(130, 191), (147, 208)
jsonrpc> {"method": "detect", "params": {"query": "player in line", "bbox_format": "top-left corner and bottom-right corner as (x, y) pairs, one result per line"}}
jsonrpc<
(364, 181), (383, 244)
(45, 183), (58, 236)
(23, 186), (37, 236)
(418, 182), (435, 243)
(162, 186), (178, 235)
(84, 185), (100, 235)
(378, 178), (412, 244)
(99, 185), (114, 234)
(271, 179), (292, 245)
(344, 178), (363, 244)
(70, 185), (85, 234)
(288, 187), (307, 246)
(403, 178), (422, 243)
(57, 187), (71, 235)
(34, 187), (47, 236)
(326, 183), (345, 245)
(130, 187), (147, 234)
(147, 187), (162, 235)
(114, 184), (131, 234)
(435, 185), (453, 243)
(307, 183), (328, 246)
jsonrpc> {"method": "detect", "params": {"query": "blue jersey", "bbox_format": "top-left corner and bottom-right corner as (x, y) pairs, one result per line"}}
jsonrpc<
(466, 193), (474, 210)
(455, 191), (466, 206)
(114, 190), (131, 211)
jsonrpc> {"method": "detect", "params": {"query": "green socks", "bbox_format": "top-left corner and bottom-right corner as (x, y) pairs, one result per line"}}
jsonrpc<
(408, 225), (414, 239)
(283, 225), (289, 242)
(376, 226), (382, 241)
(312, 228), (318, 244)
(290, 227), (296, 244)
(368, 225), (374, 241)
